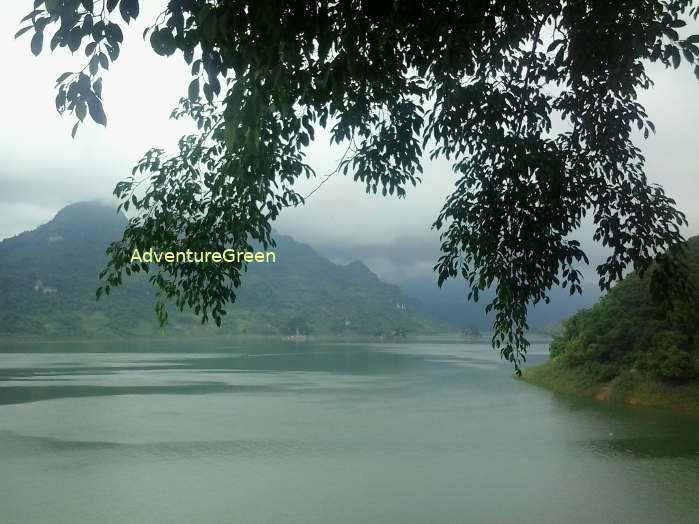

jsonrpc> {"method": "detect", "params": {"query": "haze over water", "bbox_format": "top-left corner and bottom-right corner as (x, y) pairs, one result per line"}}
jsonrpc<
(1, 338), (697, 524)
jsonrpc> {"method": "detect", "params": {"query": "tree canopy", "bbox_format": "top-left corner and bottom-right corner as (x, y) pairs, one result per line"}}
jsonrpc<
(549, 236), (699, 383)
(18, 0), (699, 372)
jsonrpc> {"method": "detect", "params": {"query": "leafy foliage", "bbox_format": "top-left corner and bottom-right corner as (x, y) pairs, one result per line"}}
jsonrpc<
(18, 0), (699, 371)
(549, 237), (699, 383)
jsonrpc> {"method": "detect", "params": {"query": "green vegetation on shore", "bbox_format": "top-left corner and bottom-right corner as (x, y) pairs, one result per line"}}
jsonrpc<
(523, 236), (699, 413)
(522, 360), (699, 414)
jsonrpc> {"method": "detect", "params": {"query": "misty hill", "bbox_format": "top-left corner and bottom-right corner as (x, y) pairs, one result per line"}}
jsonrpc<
(0, 202), (445, 338)
(397, 277), (600, 331)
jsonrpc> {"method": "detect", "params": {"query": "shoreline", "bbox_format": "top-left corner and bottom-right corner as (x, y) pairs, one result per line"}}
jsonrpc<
(0, 331), (456, 349)
(521, 360), (699, 415)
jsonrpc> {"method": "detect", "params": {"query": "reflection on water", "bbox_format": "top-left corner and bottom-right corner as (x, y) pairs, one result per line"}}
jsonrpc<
(0, 338), (697, 524)
(0, 383), (269, 405)
(587, 436), (699, 459)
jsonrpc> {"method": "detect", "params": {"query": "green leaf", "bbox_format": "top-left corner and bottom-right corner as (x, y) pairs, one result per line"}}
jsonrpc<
(554, 46), (565, 67)
(92, 20), (104, 40)
(106, 22), (123, 44)
(55, 89), (66, 111)
(89, 55), (99, 75)
(55, 71), (72, 85)
(106, 44), (120, 61)
(546, 39), (563, 52)
(120, 0), (139, 23)
(203, 83), (213, 103)
(30, 31), (43, 56)
(188, 78), (199, 101)
(14, 26), (32, 39)
(99, 53), (109, 69)
(671, 46), (681, 68)
(106, 0), (118, 12)
(76, 100), (87, 121)
(68, 27), (82, 53)
(683, 47), (694, 63)
(87, 96), (107, 125)
(21, 10), (41, 23)
(150, 28), (176, 56)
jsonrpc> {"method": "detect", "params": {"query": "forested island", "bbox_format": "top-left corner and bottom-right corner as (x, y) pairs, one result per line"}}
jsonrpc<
(523, 237), (699, 413)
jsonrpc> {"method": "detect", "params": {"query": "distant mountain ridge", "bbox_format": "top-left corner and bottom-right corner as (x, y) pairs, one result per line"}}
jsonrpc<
(396, 277), (600, 331)
(0, 201), (445, 338)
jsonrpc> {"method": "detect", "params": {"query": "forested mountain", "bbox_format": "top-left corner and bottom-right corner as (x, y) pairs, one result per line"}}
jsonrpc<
(0, 202), (444, 338)
(525, 237), (699, 411)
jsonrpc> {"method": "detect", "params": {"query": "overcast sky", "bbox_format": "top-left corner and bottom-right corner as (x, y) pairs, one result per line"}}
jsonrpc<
(1, 2), (697, 285)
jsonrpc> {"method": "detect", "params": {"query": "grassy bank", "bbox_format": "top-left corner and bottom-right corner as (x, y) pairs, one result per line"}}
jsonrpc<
(521, 360), (699, 415)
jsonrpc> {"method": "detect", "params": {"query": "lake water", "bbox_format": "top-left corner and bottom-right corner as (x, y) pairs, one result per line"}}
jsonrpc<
(0, 337), (697, 524)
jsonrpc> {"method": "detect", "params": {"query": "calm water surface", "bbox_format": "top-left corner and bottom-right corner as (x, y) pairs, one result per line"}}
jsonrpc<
(0, 338), (697, 524)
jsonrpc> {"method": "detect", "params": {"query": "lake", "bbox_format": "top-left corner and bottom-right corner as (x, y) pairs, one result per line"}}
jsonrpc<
(0, 337), (697, 523)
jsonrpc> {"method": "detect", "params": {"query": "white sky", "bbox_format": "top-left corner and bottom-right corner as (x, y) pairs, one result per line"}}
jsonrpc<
(1, 2), (697, 284)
